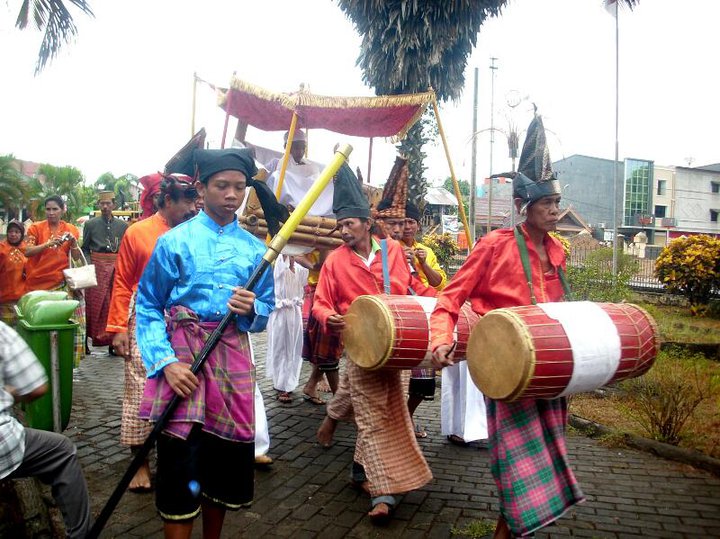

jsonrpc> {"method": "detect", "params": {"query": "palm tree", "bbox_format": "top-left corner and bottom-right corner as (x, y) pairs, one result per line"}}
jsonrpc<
(30, 163), (89, 220)
(14, 0), (94, 74)
(0, 154), (31, 220)
(336, 0), (639, 204)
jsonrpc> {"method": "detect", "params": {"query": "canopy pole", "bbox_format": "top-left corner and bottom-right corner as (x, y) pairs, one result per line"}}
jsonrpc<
(275, 113), (299, 199)
(220, 90), (232, 149)
(367, 137), (374, 184)
(432, 98), (472, 249)
(191, 72), (198, 137)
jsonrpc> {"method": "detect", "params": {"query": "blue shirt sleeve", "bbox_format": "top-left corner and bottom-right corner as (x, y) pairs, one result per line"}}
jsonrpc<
(237, 253), (274, 333)
(135, 237), (179, 377)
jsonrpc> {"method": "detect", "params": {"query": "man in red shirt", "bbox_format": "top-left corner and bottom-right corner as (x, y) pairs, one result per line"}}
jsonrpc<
(430, 115), (583, 538)
(314, 164), (434, 523)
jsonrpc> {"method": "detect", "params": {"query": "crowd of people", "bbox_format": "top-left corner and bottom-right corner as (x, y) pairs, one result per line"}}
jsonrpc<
(0, 115), (583, 539)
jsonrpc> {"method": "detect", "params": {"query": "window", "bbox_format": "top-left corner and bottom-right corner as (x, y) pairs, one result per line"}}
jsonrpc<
(712, 182), (720, 194)
(712, 210), (719, 223)
(657, 180), (667, 196)
(654, 205), (667, 218)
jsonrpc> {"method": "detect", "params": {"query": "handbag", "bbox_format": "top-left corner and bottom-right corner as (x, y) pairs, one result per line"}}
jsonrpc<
(63, 249), (98, 290)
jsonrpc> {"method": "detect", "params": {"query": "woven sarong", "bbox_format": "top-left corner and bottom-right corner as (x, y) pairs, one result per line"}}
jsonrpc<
(120, 295), (152, 446)
(338, 361), (432, 497)
(0, 303), (16, 327)
(487, 397), (585, 536)
(139, 306), (255, 442)
(85, 252), (117, 347)
(302, 284), (342, 370)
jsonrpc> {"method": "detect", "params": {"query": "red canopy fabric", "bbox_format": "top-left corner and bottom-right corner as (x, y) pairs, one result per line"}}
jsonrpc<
(218, 77), (434, 140)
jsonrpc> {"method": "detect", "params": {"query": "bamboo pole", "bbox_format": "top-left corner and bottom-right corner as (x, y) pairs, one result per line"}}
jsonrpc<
(191, 73), (197, 137)
(242, 209), (337, 231)
(432, 97), (472, 249)
(275, 113), (298, 199)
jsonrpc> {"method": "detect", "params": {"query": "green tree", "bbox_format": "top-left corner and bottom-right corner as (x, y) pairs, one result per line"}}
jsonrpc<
(0, 154), (32, 219)
(29, 164), (89, 221)
(94, 172), (138, 209)
(567, 247), (638, 302)
(442, 176), (469, 218)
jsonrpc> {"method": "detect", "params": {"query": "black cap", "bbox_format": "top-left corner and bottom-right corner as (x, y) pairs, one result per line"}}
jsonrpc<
(193, 148), (258, 184)
(165, 128), (206, 178)
(333, 164), (370, 220)
(512, 115), (561, 207)
(405, 203), (421, 222)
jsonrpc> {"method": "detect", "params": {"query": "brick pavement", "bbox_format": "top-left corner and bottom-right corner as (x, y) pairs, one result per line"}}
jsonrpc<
(67, 335), (720, 538)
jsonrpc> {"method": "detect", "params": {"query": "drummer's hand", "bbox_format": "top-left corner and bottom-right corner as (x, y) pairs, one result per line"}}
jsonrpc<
(228, 287), (255, 316)
(112, 332), (130, 359)
(163, 362), (199, 398)
(432, 343), (456, 369)
(327, 314), (346, 333)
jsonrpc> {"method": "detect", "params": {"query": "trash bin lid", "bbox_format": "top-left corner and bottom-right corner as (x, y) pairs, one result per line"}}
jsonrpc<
(24, 299), (80, 327)
(16, 290), (69, 316)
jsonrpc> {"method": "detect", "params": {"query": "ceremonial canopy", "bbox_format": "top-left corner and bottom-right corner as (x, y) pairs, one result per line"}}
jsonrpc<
(218, 76), (434, 141)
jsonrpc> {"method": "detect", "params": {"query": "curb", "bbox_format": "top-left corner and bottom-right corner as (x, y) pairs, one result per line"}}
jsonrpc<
(569, 414), (720, 477)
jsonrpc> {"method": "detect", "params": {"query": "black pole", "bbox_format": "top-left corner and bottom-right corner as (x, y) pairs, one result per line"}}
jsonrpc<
(88, 259), (271, 538)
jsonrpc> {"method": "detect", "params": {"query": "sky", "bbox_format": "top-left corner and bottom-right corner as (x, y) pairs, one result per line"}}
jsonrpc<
(0, 0), (718, 191)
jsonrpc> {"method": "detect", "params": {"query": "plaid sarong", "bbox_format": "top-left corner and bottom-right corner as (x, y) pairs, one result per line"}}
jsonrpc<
(487, 397), (585, 536)
(139, 306), (255, 442)
(120, 295), (152, 446)
(302, 284), (342, 370)
(85, 252), (117, 347)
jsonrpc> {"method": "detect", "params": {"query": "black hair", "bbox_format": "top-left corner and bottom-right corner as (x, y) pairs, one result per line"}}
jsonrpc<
(44, 195), (65, 209)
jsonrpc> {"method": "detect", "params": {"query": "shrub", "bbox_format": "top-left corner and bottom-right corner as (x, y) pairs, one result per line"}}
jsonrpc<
(567, 247), (638, 302)
(619, 346), (720, 445)
(655, 235), (720, 316)
(422, 232), (460, 270)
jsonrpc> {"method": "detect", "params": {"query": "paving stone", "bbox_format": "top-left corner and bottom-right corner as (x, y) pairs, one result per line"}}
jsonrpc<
(69, 335), (720, 538)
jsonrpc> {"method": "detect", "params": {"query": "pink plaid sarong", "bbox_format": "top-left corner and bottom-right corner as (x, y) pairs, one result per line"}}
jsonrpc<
(487, 397), (585, 536)
(139, 306), (255, 442)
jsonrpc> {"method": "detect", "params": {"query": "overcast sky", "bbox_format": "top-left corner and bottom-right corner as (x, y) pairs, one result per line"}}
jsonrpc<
(1, 0), (717, 189)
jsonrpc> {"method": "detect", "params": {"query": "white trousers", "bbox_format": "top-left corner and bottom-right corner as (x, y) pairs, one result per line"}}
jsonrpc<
(440, 362), (488, 442)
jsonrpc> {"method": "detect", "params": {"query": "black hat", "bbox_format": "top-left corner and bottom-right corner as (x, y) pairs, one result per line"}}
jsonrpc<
(193, 148), (258, 184)
(333, 164), (370, 220)
(493, 114), (561, 211)
(512, 115), (560, 209)
(405, 203), (421, 222)
(165, 128), (206, 178)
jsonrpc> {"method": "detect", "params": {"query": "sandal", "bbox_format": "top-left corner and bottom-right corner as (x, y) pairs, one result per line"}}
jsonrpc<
(303, 392), (325, 405)
(368, 497), (395, 525)
(277, 391), (292, 403)
(414, 423), (428, 439)
(447, 434), (469, 447)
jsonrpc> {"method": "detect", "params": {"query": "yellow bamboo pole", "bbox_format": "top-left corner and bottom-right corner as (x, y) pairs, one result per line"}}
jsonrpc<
(275, 113), (298, 199)
(191, 72), (197, 137)
(432, 97), (472, 249)
(265, 144), (353, 262)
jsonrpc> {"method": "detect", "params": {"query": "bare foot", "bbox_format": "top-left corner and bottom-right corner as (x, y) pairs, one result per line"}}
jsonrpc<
(128, 461), (151, 492)
(317, 380), (331, 393)
(368, 502), (392, 524)
(316, 416), (337, 448)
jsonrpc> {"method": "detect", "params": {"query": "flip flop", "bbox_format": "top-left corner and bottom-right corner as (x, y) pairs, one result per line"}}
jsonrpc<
(277, 391), (292, 403)
(414, 423), (428, 439)
(303, 393), (325, 405)
(368, 502), (394, 525)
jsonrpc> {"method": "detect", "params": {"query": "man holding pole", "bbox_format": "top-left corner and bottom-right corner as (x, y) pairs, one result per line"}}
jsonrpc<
(135, 148), (275, 538)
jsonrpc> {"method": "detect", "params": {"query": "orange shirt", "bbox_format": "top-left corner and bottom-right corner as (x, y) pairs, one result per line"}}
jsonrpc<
(430, 225), (567, 350)
(0, 241), (26, 302)
(24, 221), (80, 291)
(106, 212), (170, 333)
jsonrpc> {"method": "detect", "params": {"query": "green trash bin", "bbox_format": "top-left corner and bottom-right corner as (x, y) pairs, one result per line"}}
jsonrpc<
(16, 299), (79, 433)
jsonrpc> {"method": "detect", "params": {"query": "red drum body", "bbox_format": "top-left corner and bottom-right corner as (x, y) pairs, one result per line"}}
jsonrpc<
(466, 302), (659, 402)
(344, 295), (479, 370)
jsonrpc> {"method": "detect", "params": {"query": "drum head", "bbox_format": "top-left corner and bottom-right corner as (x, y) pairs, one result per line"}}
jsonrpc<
(344, 295), (393, 370)
(466, 309), (535, 401)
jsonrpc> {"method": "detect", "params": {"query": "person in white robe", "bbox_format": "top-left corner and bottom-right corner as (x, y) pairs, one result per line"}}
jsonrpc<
(441, 362), (489, 446)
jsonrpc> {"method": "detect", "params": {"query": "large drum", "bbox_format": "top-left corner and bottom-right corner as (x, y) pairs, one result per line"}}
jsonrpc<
(467, 302), (659, 402)
(345, 295), (479, 370)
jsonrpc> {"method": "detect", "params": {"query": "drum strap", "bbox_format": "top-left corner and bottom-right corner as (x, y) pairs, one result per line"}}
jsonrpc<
(514, 225), (572, 304)
(380, 239), (391, 294)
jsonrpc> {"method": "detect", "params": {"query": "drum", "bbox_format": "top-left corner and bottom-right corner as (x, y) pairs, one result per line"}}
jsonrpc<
(344, 294), (479, 370)
(466, 302), (659, 402)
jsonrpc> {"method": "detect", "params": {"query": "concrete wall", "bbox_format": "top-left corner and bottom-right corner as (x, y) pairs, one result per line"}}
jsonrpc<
(674, 167), (720, 235)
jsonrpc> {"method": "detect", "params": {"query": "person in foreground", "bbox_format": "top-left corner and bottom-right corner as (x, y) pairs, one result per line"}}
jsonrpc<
(0, 321), (91, 538)
(430, 115), (583, 538)
(314, 164), (434, 523)
(135, 148), (274, 539)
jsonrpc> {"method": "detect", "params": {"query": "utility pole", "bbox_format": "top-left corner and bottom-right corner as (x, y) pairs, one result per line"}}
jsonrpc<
(487, 57), (498, 235)
(470, 67), (479, 244)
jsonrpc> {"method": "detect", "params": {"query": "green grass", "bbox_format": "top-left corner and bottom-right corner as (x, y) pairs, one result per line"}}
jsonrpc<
(635, 302), (720, 344)
(451, 519), (496, 538)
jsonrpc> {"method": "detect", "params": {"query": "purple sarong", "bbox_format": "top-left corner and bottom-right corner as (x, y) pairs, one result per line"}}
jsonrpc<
(139, 306), (255, 442)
